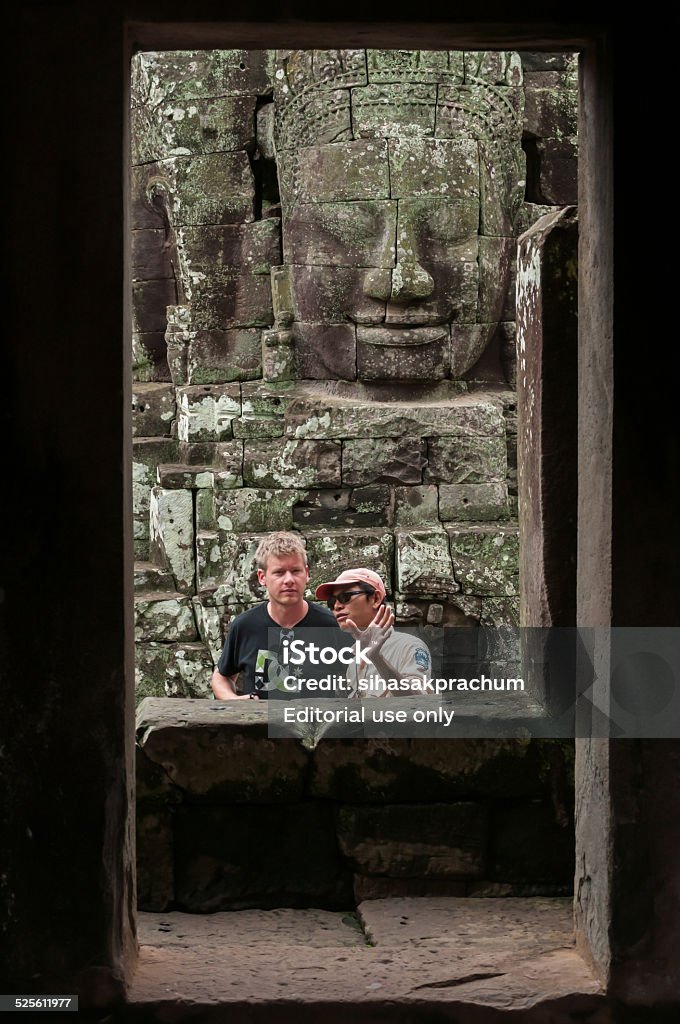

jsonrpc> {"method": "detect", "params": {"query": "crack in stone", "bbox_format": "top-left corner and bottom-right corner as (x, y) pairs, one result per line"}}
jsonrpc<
(411, 970), (506, 990)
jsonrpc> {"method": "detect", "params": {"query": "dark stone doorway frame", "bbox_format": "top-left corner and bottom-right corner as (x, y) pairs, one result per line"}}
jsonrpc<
(123, 14), (608, 989)
(12, 9), (677, 1014)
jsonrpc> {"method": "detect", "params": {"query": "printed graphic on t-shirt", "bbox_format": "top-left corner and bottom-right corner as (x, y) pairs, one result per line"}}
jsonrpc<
(254, 648), (302, 694)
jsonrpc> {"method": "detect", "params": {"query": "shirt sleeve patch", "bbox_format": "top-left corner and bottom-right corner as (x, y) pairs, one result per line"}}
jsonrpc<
(414, 647), (430, 670)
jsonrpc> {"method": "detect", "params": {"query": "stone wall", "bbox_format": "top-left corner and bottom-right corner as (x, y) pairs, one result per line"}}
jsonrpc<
(137, 699), (575, 912)
(130, 49), (578, 701)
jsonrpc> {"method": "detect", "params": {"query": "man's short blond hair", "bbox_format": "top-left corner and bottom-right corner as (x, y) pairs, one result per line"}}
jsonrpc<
(255, 531), (308, 570)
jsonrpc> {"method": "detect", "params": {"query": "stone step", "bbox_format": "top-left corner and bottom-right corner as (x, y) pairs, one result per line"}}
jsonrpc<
(127, 899), (604, 1021)
(134, 561), (175, 592)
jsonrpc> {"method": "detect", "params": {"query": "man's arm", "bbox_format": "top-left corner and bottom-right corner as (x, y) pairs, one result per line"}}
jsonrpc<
(210, 667), (252, 700)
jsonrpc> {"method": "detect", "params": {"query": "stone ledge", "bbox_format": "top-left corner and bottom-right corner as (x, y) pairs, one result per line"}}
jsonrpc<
(123, 899), (607, 1022)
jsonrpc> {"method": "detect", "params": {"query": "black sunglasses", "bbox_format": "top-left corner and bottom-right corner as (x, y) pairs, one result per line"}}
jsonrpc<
(326, 587), (374, 610)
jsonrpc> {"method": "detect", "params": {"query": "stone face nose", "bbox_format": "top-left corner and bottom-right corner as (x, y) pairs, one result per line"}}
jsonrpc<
(390, 260), (435, 303)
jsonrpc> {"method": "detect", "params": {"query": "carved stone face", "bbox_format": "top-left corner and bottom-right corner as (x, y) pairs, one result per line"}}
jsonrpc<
(273, 49), (526, 382)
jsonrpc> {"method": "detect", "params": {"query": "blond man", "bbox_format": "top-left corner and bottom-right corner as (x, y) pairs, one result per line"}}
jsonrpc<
(211, 532), (337, 700)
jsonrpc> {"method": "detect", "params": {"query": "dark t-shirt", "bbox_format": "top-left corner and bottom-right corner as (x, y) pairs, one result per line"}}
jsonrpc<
(217, 602), (344, 697)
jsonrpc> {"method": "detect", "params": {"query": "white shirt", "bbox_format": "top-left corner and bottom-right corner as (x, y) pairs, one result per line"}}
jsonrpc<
(348, 630), (433, 698)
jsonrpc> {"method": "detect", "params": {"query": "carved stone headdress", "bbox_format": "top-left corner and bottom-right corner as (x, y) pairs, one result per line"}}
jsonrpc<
(272, 48), (525, 231)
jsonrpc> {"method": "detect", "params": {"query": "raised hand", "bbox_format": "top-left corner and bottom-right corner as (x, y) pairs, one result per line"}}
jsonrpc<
(345, 603), (395, 659)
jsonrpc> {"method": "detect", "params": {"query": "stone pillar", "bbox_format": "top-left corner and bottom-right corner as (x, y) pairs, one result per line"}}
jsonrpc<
(3, 4), (136, 1003)
(516, 205), (578, 629)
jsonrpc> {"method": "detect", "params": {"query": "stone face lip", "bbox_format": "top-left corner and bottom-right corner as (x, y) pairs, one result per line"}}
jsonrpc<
(357, 325), (448, 347)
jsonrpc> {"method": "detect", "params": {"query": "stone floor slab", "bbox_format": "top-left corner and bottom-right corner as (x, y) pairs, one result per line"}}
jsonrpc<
(125, 898), (607, 1022)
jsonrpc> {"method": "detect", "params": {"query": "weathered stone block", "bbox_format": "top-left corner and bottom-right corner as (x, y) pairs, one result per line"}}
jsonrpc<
(164, 304), (191, 384)
(342, 437), (427, 486)
(192, 593), (226, 663)
(147, 94), (257, 161)
(357, 326), (449, 381)
(534, 138), (578, 205)
(438, 483), (510, 522)
(135, 641), (214, 701)
(176, 384), (241, 442)
(132, 383), (176, 438)
(174, 802), (353, 910)
(196, 531), (221, 591)
(450, 325), (493, 379)
(131, 50), (272, 104)
(270, 264), (294, 320)
(436, 83), (523, 142)
(305, 529), (394, 596)
(479, 235), (516, 323)
(262, 329), (295, 382)
(367, 49), (464, 84)
(134, 592), (197, 642)
(311, 49), (367, 87)
(243, 439), (341, 488)
(447, 524), (519, 596)
(134, 562), (176, 593)
(278, 140), (389, 203)
(396, 529), (459, 597)
(131, 228), (176, 281)
(310, 737), (568, 802)
(293, 323), (357, 380)
(240, 382), (296, 419)
(132, 439), (181, 559)
(426, 435), (506, 484)
(385, 258), (479, 327)
(396, 198), (479, 263)
(479, 140), (525, 236)
(156, 465), (214, 489)
(204, 532), (268, 607)
(232, 417), (285, 439)
(178, 439), (244, 474)
(130, 103), (165, 165)
(131, 278), (178, 334)
(481, 597), (520, 628)
(175, 223), (277, 330)
(289, 265), (390, 325)
(149, 487), (195, 594)
(283, 201), (397, 268)
(336, 803), (487, 878)
(274, 88), (352, 151)
(498, 321), (517, 387)
(519, 53), (574, 74)
(234, 381), (294, 438)
(132, 332), (171, 383)
(136, 698), (312, 802)
(352, 83), (436, 137)
(293, 486), (391, 528)
(286, 392), (504, 441)
(393, 596), (476, 628)
(214, 488), (299, 533)
(159, 153), (255, 226)
(394, 486), (439, 526)
(130, 162), (167, 230)
(186, 329), (262, 383)
(389, 139), (479, 199)
(523, 86), (578, 141)
(465, 51), (523, 86)
(177, 220), (280, 281)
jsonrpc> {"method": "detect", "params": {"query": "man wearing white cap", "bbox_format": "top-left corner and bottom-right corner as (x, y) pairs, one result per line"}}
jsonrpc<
(315, 568), (433, 698)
